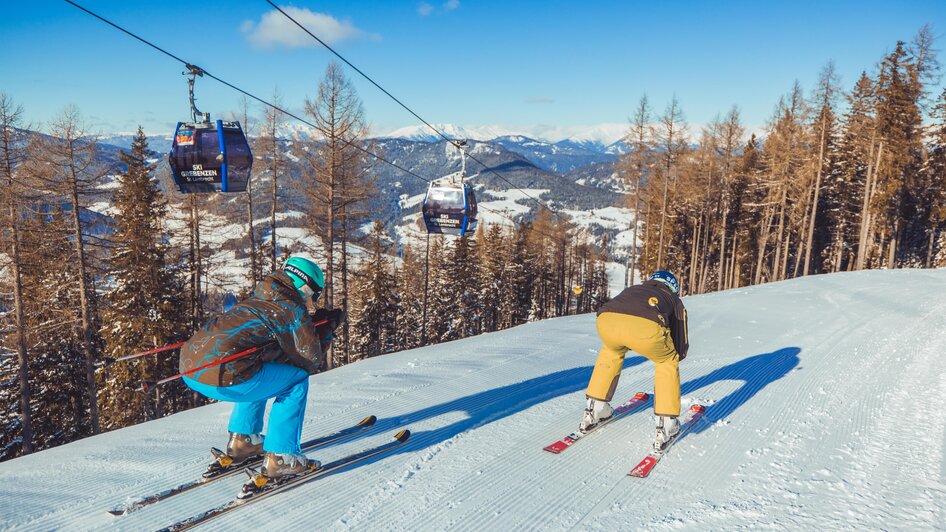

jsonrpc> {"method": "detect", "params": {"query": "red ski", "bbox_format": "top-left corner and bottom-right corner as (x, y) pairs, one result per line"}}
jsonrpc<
(543, 392), (651, 454)
(628, 403), (706, 478)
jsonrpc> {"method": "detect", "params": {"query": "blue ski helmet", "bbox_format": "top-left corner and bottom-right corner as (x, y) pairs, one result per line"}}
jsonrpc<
(284, 256), (324, 301)
(648, 270), (679, 295)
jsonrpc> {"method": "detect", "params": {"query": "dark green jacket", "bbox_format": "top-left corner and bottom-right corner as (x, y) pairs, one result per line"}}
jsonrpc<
(180, 272), (323, 387)
(598, 280), (689, 359)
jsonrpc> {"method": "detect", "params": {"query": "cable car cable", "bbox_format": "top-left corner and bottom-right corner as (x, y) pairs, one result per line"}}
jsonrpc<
(64, 1), (429, 187)
(63, 1), (568, 242)
(264, 0), (568, 223)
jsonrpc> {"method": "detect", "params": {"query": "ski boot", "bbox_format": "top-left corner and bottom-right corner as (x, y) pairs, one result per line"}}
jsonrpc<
(240, 452), (321, 499)
(227, 432), (264, 462)
(653, 414), (680, 453)
(204, 432), (264, 478)
(260, 452), (321, 479)
(579, 396), (613, 433)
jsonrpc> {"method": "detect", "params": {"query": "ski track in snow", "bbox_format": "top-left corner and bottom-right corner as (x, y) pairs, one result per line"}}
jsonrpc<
(0, 269), (944, 531)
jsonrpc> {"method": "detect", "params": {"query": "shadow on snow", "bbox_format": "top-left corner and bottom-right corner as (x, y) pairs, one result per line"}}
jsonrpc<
(314, 346), (800, 474)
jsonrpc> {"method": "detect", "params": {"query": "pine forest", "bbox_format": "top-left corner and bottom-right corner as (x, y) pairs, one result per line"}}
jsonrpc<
(1, 25), (944, 461)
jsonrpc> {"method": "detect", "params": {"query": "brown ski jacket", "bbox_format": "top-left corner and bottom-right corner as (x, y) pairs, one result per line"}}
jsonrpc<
(180, 272), (324, 387)
(597, 280), (689, 360)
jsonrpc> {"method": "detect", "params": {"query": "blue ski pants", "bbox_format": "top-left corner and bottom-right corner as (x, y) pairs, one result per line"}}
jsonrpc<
(183, 362), (310, 454)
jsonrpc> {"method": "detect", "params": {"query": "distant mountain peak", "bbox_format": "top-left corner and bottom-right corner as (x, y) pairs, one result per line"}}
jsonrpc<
(376, 123), (629, 147)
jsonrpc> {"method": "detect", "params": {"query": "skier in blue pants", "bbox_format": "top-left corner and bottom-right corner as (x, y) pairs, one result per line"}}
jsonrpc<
(180, 256), (345, 479)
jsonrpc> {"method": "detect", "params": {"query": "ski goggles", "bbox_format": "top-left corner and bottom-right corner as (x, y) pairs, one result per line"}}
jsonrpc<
(299, 284), (323, 303)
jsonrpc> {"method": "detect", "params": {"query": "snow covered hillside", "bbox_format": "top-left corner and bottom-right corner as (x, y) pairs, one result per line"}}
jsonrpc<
(2, 269), (945, 530)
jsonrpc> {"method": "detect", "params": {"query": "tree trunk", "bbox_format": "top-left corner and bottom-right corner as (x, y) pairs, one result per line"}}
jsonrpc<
(1, 114), (33, 454)
(688, 215), (700, 294)
(270, 127), (278, 270)
(247, 186), (258, 284)
(780, 227), (791, 281)
(754, 204), (775, 285)
(927, 228), (936, 268)
(340, 222), (350, 365)
(657, 172), (669, 267)
(856, 139), (882, 270)
(887, 218), (899, 269)
(8, 214), (32, 453)
(698, 208), (711, 293)
(772, 186), (788, 281)
(803, 122), (828, 275)
(326, 141), (336, 311)
(729, 232), (740, 289)
(630, 164), (643, 286)
(717, 204), (727, 292)
(190, 195), (203, 329)
(422, 232), (430, 345)
(793, 187), (813, 278)
(69, 156), (100, 435)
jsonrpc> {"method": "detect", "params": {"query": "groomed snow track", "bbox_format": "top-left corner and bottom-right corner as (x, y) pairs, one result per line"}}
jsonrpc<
(1, 269), (945, 530)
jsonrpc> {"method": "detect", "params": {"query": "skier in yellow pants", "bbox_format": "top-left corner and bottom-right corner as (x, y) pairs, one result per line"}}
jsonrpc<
(581, 270), (689, 452)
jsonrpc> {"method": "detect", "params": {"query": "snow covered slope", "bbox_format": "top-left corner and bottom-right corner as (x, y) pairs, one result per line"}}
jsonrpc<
(2, 269), (945, 530)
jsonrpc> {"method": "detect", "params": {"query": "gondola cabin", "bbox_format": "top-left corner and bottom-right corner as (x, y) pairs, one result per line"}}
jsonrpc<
(169, 120), (252, 193)
(422, 178), (478, 236)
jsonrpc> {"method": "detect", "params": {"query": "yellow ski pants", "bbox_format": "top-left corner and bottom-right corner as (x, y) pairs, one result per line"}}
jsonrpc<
(586, 312), (681, 416)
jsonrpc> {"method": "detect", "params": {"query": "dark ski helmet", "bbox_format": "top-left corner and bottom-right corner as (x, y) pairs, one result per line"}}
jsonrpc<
(283, 256), (324, 301)
(648, 270), (679, 295)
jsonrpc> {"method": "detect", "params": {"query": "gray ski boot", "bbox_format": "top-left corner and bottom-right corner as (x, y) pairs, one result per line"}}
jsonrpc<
(225, 432), (264, 462)
(260, 452), (320, 479)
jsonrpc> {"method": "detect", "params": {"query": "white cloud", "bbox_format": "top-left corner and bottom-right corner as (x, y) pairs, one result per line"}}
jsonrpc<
(418, 0), (458, 16)
(242, 7), (376, 49)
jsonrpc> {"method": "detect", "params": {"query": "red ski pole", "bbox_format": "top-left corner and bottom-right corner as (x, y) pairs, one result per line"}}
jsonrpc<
(138, 318), (329, 392)
(139, 344), (268, 392)
(97, 341), (187, 368)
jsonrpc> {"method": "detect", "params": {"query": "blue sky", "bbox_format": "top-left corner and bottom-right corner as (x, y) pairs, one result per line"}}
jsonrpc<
(1, 1), (943, 136)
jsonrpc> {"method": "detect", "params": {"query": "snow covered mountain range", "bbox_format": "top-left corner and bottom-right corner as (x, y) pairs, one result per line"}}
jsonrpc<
(1, 268), (943, 530)
(83, 123), (636, 295)
(97, 122), (629, 172)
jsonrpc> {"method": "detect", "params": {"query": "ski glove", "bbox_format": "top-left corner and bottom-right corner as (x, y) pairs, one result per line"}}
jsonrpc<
(311, 308), (347, 351)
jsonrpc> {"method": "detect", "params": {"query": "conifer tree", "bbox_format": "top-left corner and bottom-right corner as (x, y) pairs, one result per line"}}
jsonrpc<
(873, 41), (923, 267)
(15, 208), (92, 454)
(395, 243), (426, 350)
(29, 106), (105, 434)
(351, 222), (399, 360)
(442, 234), (480, 340)
(424, 235), (450, 343)
(477, 224), (506, 333)
(501, 224), (533, 328)
(830, 72), (878, 271)
(922, 88), (946, 266)
(99, 128), (187, 428)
